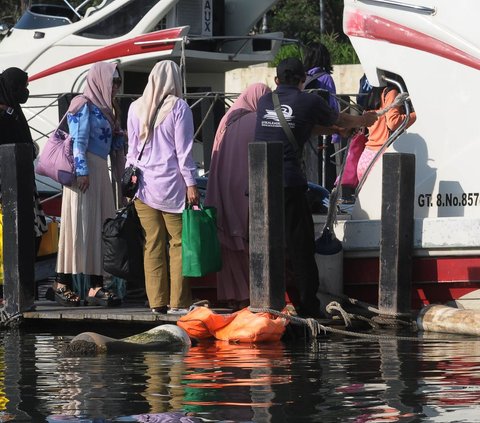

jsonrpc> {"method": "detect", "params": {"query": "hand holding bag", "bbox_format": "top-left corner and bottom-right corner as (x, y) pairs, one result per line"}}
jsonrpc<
(35, 113), (75, 186)
(103, 200), (145, 281)
(182, 204), (222, 277)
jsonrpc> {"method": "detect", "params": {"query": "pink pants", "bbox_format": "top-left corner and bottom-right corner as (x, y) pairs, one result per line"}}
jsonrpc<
(357, 148), (379, 183)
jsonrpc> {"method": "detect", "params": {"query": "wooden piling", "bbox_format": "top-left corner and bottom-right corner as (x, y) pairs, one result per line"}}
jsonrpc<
(0, 143), (36, 315)
(379, 152), (415, 316)
(248, 142), (285, 311)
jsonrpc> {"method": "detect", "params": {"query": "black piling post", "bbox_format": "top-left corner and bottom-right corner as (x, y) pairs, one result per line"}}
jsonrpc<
(0, 143), (36, 315)
(248, 142), (285, 311)
(379, 152), (415, 316)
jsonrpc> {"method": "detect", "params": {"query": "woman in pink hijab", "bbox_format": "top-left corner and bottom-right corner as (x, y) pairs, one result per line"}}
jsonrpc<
(205, 82), (271, 311)
(54, 61), (125, 307)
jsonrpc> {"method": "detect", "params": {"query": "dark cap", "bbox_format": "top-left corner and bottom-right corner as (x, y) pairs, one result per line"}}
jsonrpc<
(276, 57), (306, 83)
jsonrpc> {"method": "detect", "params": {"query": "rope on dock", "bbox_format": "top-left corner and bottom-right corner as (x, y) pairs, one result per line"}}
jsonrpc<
(0, 309), (22, 329)
(248, 305), (420, 341)
(325, 301), (414, 329)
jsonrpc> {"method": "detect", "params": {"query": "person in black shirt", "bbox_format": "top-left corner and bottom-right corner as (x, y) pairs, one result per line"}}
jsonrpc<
(255, 57), (377, 317)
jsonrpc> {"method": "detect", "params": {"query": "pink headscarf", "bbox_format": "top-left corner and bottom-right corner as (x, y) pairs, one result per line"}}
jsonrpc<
(205, 83), (271, 251)
(68, 62), (117, 127)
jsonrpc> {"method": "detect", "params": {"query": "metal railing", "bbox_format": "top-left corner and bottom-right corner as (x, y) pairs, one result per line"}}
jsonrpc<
(30, 79), (411, 212)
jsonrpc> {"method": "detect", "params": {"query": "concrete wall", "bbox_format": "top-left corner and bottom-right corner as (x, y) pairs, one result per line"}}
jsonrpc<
(225, 64), (365, 96)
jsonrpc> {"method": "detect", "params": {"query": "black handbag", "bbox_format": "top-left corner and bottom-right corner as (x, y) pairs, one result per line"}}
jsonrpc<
(103, 201), (145, 281)
(121, 163), (141, 198)
(121, 139), (146, 198)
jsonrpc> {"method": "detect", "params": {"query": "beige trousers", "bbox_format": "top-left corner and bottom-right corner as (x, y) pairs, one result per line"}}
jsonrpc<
(134, 199), (191, 308)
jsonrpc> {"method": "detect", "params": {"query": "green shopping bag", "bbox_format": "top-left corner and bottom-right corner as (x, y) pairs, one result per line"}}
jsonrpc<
(182, 204), (222, 277)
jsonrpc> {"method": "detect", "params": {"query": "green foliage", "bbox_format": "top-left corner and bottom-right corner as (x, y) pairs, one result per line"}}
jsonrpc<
(270, 0), (321, 46)
(270, 43), (303, 67)
(269, 0), (359, 65)
(270, 35), (359, 67)
(320, 33), (359, 65)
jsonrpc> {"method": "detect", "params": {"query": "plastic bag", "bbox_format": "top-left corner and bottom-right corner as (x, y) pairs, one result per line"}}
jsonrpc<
(182, 204), (222, 277)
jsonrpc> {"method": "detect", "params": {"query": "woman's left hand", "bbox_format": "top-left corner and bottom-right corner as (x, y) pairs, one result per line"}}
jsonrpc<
(77, 175), (90, 193)
(187, 185), (199, 205)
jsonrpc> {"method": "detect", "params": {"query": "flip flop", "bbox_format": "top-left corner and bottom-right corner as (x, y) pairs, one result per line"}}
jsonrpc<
(86, 287), (121, 307)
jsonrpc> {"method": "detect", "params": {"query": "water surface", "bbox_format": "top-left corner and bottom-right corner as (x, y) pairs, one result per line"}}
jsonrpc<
(1, 327), (480, 422)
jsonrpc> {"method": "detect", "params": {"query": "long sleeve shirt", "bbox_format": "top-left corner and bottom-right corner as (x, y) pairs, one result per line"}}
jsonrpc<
(366, 88), (417, 151)
(307, 67), (341, 144)
(68, 103), (125, 176)
(126, 98), (197, 213)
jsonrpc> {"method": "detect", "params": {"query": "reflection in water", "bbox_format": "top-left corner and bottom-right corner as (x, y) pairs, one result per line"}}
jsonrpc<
(1, 330), (480, 421)
(182, 341), (290, 422)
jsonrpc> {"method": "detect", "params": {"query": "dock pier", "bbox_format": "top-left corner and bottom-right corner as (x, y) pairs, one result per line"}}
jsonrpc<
(0, 141), (417, 333)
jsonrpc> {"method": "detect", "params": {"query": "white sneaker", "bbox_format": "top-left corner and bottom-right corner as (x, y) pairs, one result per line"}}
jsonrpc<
(167, 307), (189, 315)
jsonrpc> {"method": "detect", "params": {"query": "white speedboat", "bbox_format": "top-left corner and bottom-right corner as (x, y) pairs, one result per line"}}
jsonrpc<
(338, 0), (480, 309)
(0, 0), (283, 202)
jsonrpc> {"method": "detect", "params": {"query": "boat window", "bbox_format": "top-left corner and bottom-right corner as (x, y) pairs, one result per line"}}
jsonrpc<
(155, 17), (168, 31)
(76, 0), (159, 39)
(14, 5), (77, 29)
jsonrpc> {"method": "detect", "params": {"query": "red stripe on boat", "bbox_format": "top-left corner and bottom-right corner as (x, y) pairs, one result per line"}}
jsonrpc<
(344, 256), (480, 308)
(345, 256), (480, 285)
(344, 10), (480, 70)
(28, 27), (185, 82)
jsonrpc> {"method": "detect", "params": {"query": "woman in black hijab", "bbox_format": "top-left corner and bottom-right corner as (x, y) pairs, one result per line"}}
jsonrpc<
(0, 67), (33, 144)
(0, 67), (47, 255)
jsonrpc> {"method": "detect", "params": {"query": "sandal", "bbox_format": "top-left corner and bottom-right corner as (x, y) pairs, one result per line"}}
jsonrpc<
(54, 287), (80, 307)
(86, 287), (121, 307)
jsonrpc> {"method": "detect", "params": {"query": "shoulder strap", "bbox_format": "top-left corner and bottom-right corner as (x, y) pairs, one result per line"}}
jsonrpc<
(136, 99), (164, 162)
(304, 71), (326, 89)
(272, 92), (300, 155)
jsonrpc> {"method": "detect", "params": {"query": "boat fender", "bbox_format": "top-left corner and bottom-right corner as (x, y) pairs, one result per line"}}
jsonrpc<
(61, 324), (192, 356)
(417, 304), (480, 336)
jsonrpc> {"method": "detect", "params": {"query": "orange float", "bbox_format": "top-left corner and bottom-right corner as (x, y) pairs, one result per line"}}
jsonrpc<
(178, 307), (288, 343)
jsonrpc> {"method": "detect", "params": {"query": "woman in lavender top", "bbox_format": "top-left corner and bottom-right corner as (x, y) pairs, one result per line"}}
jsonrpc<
(54, 61), (125, 307)
(303, 42), (341, 191)
(126, 60), (199, 315)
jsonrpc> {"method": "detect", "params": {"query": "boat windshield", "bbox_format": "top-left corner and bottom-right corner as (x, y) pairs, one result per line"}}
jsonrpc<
(14, 4), (78, 29)
(75, 0), (160, 39)
(13, 0), (122, 31)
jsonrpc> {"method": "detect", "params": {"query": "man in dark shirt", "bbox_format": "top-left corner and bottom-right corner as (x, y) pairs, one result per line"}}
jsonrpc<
(255, 57), (377, 317)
